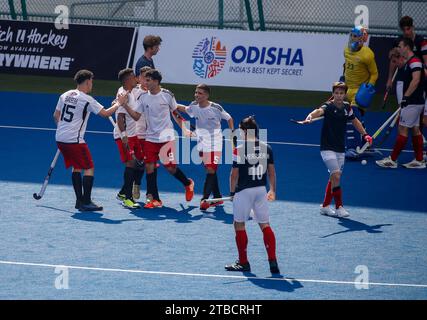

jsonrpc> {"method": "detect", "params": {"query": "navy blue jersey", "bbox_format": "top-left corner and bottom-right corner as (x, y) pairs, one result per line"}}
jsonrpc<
(320, 101), (355, 153)
(398, 55), (425, 104)
(232, 141), (274, 193)
(135, 55), (155, 76)
(394, 35), (427, 61)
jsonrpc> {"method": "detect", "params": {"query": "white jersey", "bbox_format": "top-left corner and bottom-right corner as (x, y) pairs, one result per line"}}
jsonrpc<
(113, 86), (142, 139)
(55, 89), (104, 143)
(137, 88), (178, 143)
(186, 101), (231, 152)
(133, 85), (147, 139)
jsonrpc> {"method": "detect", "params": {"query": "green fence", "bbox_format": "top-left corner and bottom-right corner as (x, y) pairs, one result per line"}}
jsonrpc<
(1, 0), (426, 35)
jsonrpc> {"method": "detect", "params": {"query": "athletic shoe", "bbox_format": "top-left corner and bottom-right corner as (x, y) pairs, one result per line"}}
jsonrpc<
(200, 200), (210, 211)
(122, 198), (141, 209)
(375, 156), (398, 168)
(144, 199), (163, 209)
(402, 159), (426, 169)
(269, 260), (280, 274)
(185, 178), (194, 201)
(79, 201), (103, 212)
(132, 184), (141, 200)
(335, 206), (350, 218)
(225, 261), (251, 272)
(116, 193), (126, 201)
(210, 200), (224, 207)
(320, 205), (337, 217)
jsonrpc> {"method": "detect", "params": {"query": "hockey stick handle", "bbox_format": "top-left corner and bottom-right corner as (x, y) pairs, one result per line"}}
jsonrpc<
(202, 196), (233, 204)
(33, 149), (61, 200)
(382, 68), (398, 109)
(357, 107), (401, 154)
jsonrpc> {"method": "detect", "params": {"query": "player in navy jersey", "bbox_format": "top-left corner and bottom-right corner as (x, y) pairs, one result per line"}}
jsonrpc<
(303, 82), (372, 218)
(134, 35), (161, 76)
(377, 38), (426, 169)
(225, 116), (279, 274)
(386, 16), (427, 91)
(177, 84), (234, 211)
(54, 70), (124, 211)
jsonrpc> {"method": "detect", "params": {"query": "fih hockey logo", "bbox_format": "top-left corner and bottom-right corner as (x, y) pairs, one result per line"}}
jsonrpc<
(192, 37), (226, 79)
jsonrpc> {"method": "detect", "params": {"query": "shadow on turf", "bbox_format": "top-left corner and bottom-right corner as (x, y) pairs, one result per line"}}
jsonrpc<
(225, 272), (303, 292)
(130, 204), (202, 223)
(37, 205), (140, 224)
(321, 217), (393, 238)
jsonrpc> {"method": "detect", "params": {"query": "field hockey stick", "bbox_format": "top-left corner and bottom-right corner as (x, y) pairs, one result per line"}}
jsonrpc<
(108, 116), (144, 168)
(356, 107), (401, 154)
(290, 116), (324, 125)
(33, 149), (61, 200)
(202, 196), (233, 204)
(375, 111), (400, 148)
(382, 68), (398, 110)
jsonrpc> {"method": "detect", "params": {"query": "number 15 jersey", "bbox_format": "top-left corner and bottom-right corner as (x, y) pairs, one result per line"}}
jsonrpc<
(55, 89), (104, 143)
(232, 140), (274, 193)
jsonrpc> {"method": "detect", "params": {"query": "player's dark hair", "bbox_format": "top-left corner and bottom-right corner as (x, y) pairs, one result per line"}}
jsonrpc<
(399, 16), (413, 29)
(388, 47), (402, 59)
(240, 115), (259, 138)
(145, 69), (162, 83)
(332, 81), (348, 93)
(74, 70), (93, 85)
(139, 66), (152, 75)
(143, 35), (162, 51)
(196, 83), (211, 95)
(399, 37), (414, 51)
(118, 68), (134, 83)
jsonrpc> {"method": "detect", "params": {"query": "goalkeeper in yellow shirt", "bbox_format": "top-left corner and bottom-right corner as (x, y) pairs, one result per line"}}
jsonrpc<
(342, 26), (378, 159)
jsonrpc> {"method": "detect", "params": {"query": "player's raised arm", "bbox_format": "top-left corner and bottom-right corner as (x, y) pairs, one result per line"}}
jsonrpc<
(304, 107), (325, 123)
(98, 93), (127, 118)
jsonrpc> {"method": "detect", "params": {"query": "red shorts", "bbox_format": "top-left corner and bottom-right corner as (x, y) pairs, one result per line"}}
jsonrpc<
(144, 140), (177, 168)
(57, 142), (94, 170)
(199, 151), (221, 170)
(115, 136), (144, 163)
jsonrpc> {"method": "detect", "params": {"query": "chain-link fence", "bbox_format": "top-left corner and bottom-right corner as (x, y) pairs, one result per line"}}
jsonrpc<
(1, 0), (426, 35)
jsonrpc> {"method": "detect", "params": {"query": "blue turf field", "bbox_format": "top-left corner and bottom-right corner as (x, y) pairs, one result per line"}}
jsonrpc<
(0, 91), (426, 300)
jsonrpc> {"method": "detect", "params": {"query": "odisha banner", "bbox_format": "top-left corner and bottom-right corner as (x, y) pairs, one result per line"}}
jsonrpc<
(133, 26), (348, 91)
(0, 20), (135, 80)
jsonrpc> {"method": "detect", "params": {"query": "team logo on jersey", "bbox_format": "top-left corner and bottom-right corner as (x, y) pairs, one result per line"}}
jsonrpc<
(192, 37), (226, 79)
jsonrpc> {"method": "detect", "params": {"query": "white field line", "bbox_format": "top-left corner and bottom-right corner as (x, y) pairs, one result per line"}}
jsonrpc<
(0, 125), (412, 153)
(0, 260), (426, 289)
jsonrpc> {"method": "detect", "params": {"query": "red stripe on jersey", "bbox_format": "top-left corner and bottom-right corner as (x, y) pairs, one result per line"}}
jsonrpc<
(408, 57), (423, 70)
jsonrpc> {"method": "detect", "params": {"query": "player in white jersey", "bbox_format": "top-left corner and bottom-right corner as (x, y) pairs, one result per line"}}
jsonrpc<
(131, 66), (152, 201)
(54, 70), (124, 211)
(113, 68), (144, 209)
(177, 84), (234, 211)
(122, 69), (194, 209)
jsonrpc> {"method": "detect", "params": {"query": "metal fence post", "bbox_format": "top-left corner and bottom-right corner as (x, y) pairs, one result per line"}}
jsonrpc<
(20, 0), (28, 20)
(257, 0), (265, 31)
(8, 0), (17, 20)
(218, 0), (224, 29)
(244, 0), (254, 30)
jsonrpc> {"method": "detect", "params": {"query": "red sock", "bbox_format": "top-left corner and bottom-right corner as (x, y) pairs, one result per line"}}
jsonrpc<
(235, 230), (248, 264)
(322, 180), (333, 207)
(262, 226), (277, 261)
(391, 135), (408, 161)
(412, 135), (424, 161)
(332, 186), (343, 209)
